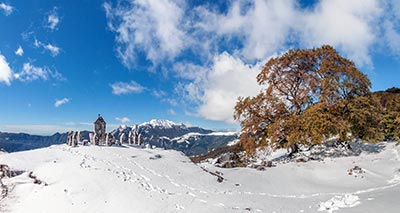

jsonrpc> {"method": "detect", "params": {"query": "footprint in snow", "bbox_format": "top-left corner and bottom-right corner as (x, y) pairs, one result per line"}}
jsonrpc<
(214, 203), (225, 207)
(175, 204), (185, 210)
(197, 199), (207, 203)
(186, 192), (196, 197)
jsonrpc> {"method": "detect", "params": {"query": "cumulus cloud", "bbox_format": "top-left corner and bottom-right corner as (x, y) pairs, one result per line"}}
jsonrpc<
(115, 117), (130, 123)
(15, 46), (24, 56)
(299, 0), (381, 66)
(0, 2), (13, 16)
(195, 52), (262, 123)
(0, 54), (12, 85)
(47, 7), (60, 30)
(111, 80), (145, 95)
(54, 98), (70, 107)
(14, 62), (64, 82)
(384, 21), (400, 56)
(105, 0), (400, 123)
(104, 0), (187, 67)
(211, 0), (297, 61)
(382, 0), (400, 57)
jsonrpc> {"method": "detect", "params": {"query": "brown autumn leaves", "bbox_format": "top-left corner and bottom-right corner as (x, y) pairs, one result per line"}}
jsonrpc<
(234, 45), (400, 154)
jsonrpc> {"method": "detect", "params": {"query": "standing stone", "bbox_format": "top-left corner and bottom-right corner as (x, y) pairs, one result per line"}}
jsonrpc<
(106, 133), (114, 146)
(72, 131), (78, 147)
(77, 131), (81, 144)
(94, 114), (107, 145)
(66, 131), (70, 145)
(128, 130), (133, 145)
(67, 131), (74, 146)
(92, 133), (98, 145)
(119, 133), (125, 145)
(134, 132), (138, 145)
(89, 133), (94, 145)
(137, 134), (142, 145)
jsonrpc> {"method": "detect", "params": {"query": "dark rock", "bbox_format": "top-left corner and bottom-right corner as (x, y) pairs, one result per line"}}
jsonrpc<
(296, 158), (308, 163)
(215, 152), (242, 168)
(256, 165), (265, 171)
(261, 161), (274, 167)
(220, 161), (234, 168)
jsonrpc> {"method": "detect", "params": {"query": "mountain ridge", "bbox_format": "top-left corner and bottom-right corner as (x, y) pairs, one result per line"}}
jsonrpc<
(0, 119), (238, 155)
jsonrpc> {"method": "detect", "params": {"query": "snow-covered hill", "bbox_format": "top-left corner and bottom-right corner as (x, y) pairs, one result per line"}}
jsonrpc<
(1, 142), (400, 212)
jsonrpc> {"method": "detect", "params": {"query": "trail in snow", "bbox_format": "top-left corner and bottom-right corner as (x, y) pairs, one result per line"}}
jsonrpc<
(61, 145), (400, 200)
(1, 142), (399, 212)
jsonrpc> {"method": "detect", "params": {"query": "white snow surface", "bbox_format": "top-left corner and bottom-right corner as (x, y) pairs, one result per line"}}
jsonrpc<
(1, 142), (400, 212)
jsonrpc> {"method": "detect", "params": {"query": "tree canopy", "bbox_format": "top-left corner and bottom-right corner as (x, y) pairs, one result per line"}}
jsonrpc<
(234, 45), (385, 154)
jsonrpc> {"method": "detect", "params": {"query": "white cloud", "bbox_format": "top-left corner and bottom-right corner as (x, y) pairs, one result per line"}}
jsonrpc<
(43, 43), (60, 57)
(14, 62), (64, 82)
(382, 0), (400, 57)
(115, 117), (130, 123)
(152, 90), (167, 98)
(179, 52), (262, 123)
(0, 54), (12, 85)
(198, 53), (262, 123)
(15, 46), (24, 56)
(167, 109), (176, 115)
(104, 0), (388, 68)
(34, 39), (41, 48)
(197, 0), (381, 66)
(215, 0), (297, 61)
(0, 2), (13, 16)
(47, 8), (60, 30)
(0, 124), (70, 135)
(111, 80), (145, 95)
(384, 21), (400, 56)
(54, 98), (70, 107)
(32, 38), (61, 57)
(104, 0), (187, 67)
(15, 63), (48, 81)
(105, 0), (400, 123)
(64, 121), (92, 126)
(299, 0), (381, 66)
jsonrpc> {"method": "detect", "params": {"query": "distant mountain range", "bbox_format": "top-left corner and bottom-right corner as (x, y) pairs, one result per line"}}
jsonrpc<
(0, 119), (238, 156)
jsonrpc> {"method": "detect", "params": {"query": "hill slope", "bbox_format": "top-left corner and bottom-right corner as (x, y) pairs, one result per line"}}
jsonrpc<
(1, 142), (400, 212)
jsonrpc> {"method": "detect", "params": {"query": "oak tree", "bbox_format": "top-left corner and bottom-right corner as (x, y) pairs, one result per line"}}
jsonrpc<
(234, 45), (381, 155)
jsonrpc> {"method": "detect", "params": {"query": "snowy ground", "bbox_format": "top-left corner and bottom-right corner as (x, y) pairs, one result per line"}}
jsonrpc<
(0, 142), (399, 212)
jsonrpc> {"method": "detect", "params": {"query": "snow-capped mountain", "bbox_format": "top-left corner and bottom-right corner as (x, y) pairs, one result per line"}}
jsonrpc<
(0, 120), (238, 155)
(111, 119), (238, 156)
(163, 132), (239, 156)
(140, 119), (183, 129)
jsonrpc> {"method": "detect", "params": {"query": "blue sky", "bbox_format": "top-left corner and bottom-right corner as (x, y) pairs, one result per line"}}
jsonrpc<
(0, 0), (399, 135)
